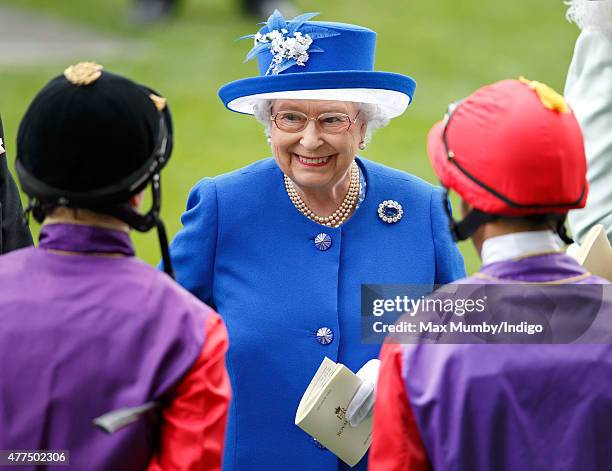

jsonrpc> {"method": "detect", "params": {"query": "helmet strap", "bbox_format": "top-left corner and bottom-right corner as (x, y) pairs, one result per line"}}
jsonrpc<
(441, 189), (574, 245)
(155, 214), (175, 279)
(441, 189), (498, 241)
(97, 173), (175, 279)
(24, 197), (51, 225)
(22, 173), (175, 279)
(554, 216), (574, 245)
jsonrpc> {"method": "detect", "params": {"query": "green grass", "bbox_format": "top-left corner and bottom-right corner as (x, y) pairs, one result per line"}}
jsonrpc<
(0, 0), (579, 274)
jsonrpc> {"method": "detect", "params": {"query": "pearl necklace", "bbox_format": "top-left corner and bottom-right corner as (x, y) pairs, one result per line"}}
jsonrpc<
(284, 162), (360, 228)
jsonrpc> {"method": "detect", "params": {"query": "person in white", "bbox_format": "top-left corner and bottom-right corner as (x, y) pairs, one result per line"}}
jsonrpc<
(565, 0), (612, 244)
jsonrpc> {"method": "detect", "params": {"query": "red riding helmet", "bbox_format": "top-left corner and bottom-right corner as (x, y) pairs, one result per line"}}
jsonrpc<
(427, 77), (588, 241)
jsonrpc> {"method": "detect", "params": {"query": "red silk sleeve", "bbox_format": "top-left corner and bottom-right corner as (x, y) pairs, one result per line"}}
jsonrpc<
(369, 343), (429, 471)
(148, 311), (231, 471)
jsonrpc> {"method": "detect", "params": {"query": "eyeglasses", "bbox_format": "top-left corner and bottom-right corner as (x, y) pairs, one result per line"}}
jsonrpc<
(271, 110), (360, 134)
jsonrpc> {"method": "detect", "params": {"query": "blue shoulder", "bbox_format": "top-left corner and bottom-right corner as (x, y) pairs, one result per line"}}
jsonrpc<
(358, 158), (465, 282)
(185, 159), (281, 210)
(209, 158), (279, 191)
(189, 157), (277, 191)
(358, 157), (437, 196)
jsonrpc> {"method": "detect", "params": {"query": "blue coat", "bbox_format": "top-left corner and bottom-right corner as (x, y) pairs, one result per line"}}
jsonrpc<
(168, 157), (465, 470)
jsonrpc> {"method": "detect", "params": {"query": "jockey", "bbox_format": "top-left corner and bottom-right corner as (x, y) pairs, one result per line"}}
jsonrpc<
(0, 62), (231, 470)
(369, 78), (612, 470)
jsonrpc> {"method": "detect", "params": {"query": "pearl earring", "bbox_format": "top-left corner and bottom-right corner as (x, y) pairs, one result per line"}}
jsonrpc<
(358, 140), (366, 150)
(267, 136), (272, 145)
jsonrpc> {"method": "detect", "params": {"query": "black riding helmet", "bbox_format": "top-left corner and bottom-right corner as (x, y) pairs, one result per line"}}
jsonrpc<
(16, 62), (175, 277)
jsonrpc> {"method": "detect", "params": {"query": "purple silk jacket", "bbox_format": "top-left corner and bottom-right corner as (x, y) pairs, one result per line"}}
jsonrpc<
(0, 224), (210, 470)
(401, 253), (612, 470)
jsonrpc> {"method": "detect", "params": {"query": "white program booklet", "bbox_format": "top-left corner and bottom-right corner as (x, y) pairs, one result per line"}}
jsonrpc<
(295, 357), (372, 467)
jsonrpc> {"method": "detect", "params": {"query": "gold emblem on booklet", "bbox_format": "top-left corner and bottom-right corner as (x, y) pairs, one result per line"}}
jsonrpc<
(295, 357), (372, 467)
(335, 406), (347, 421)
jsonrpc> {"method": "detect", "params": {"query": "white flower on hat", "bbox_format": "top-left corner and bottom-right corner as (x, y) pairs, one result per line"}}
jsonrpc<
(0, 138), (5, 155)
(242, 10), (339, 75)
(254, 28), (314, 73)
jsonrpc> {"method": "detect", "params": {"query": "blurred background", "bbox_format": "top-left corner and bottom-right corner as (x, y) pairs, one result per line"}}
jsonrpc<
(0, 0), (579, 274)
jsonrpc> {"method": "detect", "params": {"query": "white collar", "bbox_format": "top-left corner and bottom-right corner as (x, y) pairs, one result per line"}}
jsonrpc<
(481, 231), (562, 265)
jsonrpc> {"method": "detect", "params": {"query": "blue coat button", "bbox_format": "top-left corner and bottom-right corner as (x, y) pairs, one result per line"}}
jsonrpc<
(314, 233), (332, 251)
(316, 327), (334, 345)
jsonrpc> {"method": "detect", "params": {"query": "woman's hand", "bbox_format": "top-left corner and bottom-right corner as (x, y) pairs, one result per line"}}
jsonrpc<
(346, 359), (381, 427)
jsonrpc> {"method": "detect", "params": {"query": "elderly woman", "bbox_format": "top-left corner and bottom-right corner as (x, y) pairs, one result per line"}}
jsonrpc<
(168, 11), (465, 471)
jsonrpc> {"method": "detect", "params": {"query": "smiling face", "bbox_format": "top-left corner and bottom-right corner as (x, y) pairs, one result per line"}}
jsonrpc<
(270, 99), (366, 197)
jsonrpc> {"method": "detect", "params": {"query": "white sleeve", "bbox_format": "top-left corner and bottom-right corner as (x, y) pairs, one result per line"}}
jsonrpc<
(565, 4), (612, 244)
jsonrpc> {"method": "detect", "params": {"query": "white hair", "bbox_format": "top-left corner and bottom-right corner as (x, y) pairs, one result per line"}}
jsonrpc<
(252, 99), (390, 144)
(565, 0), (612, 32)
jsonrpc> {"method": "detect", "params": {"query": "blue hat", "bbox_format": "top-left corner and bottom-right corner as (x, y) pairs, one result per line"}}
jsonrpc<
(218, 11), (416, 119)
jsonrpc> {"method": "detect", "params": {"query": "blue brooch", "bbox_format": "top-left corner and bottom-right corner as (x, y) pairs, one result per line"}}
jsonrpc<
(241, 10), (339, 75)
(314, 233), (332, 251)
(378, 200), (403, 224)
